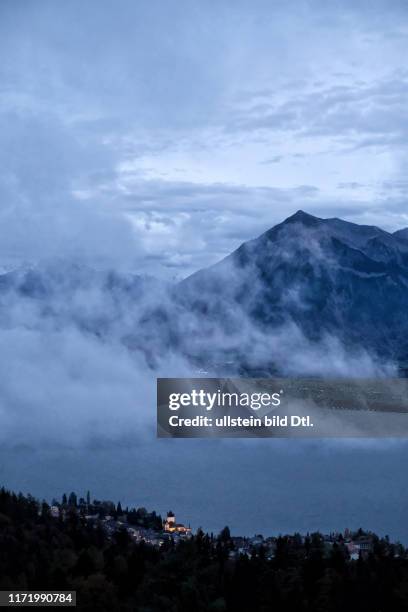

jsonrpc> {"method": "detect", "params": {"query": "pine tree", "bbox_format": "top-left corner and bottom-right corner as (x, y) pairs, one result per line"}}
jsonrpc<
(68, 492), (77, 507)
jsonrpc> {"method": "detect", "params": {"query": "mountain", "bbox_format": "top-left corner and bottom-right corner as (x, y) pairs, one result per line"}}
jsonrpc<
(0, 260), (161, 299)
(178, 211), (408, 366)
(0, 261), (170, 356)
(1, 213), (408, 374)
(394, 227), (408, 242)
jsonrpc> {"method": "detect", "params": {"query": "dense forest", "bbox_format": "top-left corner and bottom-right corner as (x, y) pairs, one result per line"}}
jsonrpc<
(1, 487), (408, 611)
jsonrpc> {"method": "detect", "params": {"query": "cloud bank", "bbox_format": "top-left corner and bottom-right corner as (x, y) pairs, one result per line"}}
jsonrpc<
(1, 0), (408, 278)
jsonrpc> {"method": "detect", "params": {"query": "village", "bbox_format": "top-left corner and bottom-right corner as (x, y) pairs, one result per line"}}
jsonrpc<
(47, 492), (401, 561)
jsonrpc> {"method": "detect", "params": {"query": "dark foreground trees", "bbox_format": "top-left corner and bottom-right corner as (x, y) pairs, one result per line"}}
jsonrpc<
(1, 487), (408, 611)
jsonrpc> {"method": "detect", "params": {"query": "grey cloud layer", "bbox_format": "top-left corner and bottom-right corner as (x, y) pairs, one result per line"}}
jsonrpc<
(227, 74), (408, 147)
(1, 0), (408, 277)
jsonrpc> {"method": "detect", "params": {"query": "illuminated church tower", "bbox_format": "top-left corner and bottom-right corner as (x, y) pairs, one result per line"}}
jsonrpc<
(164, 511), (176, 532)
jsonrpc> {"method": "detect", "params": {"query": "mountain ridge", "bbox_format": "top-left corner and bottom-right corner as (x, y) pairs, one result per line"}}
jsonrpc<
(178, 211), (408, 365)
(0, 212), (407, 372)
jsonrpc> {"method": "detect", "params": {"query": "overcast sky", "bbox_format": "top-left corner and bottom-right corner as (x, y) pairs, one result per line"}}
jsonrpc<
(1, 0), (408, 278)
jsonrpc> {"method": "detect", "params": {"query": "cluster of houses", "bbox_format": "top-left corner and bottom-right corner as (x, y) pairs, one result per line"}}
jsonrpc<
(111, 511), (192, 547)
(48, 495), (397, 560)
(228, 530), (381, 561)
(338, 528), (375, 560)
(229, 535), (278, 560)
(49, 497), (192, 548)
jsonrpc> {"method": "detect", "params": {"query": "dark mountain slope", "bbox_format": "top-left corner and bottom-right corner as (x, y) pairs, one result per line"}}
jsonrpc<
(179, 211), (408, 363)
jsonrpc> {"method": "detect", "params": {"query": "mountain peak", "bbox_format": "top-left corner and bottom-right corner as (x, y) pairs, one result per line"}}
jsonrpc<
(282, 210), (321, 226)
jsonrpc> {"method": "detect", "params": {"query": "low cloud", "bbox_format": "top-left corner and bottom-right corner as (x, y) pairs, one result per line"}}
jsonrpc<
(0, 230), (397, 450)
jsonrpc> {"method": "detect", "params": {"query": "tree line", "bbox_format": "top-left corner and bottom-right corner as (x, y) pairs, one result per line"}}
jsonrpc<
(1, 487), (408, 610)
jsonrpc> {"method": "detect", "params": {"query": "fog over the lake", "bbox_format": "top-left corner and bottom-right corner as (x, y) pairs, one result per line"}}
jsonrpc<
(1, 0), (408, 540)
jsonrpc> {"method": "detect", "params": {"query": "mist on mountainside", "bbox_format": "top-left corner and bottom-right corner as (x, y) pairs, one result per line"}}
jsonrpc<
(0, 211), (404, 447)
